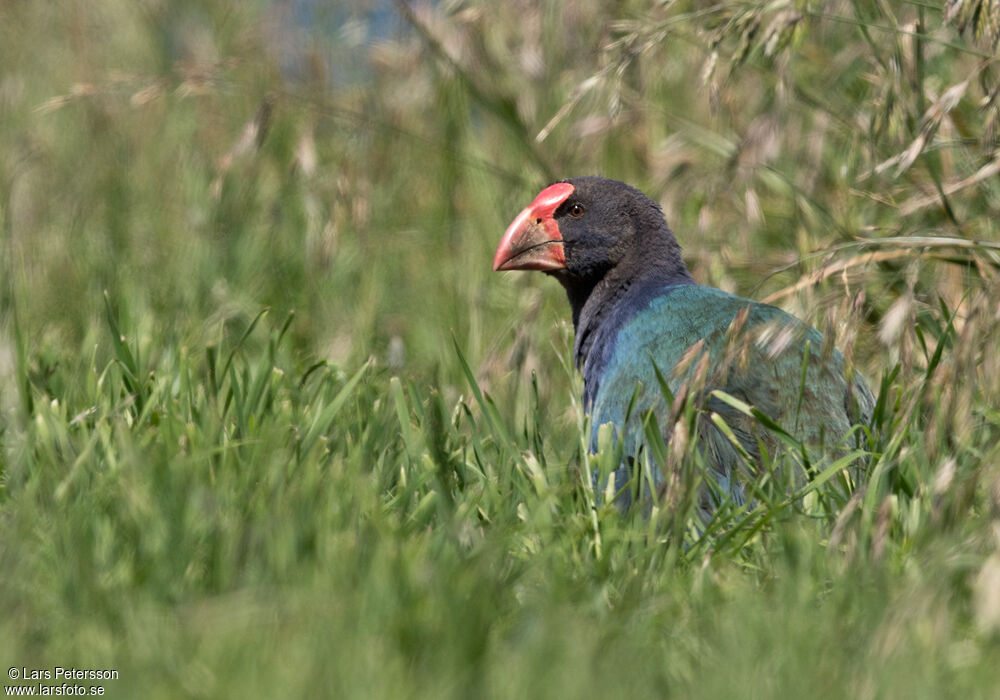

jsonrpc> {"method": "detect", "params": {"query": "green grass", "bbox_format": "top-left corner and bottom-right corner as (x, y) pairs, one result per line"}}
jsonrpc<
(3, 0), (1000, 697)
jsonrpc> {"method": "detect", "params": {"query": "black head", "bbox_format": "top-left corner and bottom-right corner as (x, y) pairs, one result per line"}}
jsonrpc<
(553, 176), (682, 283)
(494, 176), (692, 302)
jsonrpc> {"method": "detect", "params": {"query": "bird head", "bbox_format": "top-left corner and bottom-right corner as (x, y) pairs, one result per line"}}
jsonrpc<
(493, 176), (687, 288)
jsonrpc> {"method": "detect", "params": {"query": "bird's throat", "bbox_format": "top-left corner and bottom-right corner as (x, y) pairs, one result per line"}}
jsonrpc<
(566, 261), (695, 404)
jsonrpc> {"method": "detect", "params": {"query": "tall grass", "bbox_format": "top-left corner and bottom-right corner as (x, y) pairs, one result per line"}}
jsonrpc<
(2, 0), (1000, 697)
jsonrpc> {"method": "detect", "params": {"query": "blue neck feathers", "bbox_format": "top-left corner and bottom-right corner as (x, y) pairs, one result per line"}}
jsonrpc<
(574, 269), (695, 408)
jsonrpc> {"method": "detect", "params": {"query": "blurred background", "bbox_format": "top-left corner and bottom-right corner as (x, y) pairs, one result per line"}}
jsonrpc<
(6, 0), (998, 403)
(0, 0), (997, 404)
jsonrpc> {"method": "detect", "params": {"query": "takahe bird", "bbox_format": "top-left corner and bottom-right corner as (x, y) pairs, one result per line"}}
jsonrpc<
(493, 176), (874, 514)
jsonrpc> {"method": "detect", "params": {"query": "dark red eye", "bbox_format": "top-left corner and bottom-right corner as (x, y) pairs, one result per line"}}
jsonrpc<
(569, 203), (585, 217)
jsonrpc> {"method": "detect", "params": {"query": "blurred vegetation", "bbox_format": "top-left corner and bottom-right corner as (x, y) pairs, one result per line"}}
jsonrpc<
(2, 0), (1000, 697)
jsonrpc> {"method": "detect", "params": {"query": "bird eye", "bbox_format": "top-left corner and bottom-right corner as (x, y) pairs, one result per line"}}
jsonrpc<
(569, 203), (585, 217)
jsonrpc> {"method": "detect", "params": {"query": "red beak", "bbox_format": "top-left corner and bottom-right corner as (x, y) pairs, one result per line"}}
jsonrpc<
(493, 182), (575, 271)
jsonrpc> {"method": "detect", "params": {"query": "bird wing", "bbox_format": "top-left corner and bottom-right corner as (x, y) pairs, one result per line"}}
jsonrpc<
(590, 285), (874, 509)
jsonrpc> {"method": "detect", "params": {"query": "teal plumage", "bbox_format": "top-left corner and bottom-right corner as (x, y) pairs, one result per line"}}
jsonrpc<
(587, 284), (874, 511)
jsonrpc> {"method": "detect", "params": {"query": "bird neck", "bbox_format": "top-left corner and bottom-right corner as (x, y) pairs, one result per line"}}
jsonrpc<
(565, 247), (694, 407)
(571, 262), (692, 358)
